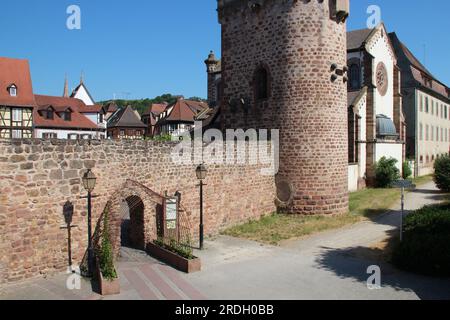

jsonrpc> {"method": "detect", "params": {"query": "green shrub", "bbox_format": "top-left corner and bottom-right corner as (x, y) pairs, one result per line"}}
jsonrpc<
(402, 161), (412, 179)
(392, 204), (450, 276)
(98, 211), (118, 281)
(375, 157), (400, 188)
(154, 236), (195, 260)
(150, 134), (173, 142)
(434, 155), (450, 192)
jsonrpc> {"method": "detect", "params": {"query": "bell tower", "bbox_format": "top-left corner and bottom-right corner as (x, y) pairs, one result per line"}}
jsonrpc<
(218, 0), (350, 215)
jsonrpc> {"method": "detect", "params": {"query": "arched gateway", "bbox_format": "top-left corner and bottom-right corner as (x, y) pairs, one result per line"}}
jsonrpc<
(105, 180), (166, 257)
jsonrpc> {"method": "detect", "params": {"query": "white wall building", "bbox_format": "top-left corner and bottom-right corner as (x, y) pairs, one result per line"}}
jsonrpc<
(347, 24), (406, 191)
(390, 33), (450, 177)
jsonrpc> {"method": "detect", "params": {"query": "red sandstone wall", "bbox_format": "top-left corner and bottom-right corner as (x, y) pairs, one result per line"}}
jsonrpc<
(0, 139), (276, 284)
(219, 0), (349, 214)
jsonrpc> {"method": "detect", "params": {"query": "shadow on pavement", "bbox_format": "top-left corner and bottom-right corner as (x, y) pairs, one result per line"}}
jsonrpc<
(315, 187), (450, 300)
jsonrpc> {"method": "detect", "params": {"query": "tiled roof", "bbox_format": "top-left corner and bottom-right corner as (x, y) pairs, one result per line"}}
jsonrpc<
(33, 95), (99, 129)
(0, 57), (36, 107)
(160, 99), (208, 123)
(103, 101), (119, 114)
(389, 32), (449, 101)
(78, 104), (104, 114)
(142, 103), (168, 117)
(107, 106), (146, 128)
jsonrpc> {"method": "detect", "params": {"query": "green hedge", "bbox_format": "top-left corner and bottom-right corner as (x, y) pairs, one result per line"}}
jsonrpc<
(392, 204), (450, 277)
(434, 155), (450, 192)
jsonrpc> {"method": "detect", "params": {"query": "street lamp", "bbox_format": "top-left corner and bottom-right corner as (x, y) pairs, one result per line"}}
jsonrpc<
(82, 169), (97, 277)
(196, 163), (207, 250)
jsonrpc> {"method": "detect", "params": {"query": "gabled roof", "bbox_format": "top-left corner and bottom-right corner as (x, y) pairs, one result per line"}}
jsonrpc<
(347, 28), (374, 51)
(103, 101), (119, 114)
(347, 24), (396, 58)
(142, 103), (168, 117)
(70, 82), (96, 104)
(159, 98), (208, 124)
(389, 32), (449, 101)
(107, 106), (146, 129)
(196, 106), (221, 129)
(77, 104), (104, 114)
(33, 95), (99, 130)
(35, 94), (85, 109)
(0, 57), (36, 107)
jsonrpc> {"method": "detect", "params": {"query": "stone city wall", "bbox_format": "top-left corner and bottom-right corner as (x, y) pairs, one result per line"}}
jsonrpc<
(0, 139), (276, 284)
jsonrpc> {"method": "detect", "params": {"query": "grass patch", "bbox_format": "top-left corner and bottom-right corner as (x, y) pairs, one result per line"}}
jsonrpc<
(410, 174), (433, 186)
(223, 175), (434, 245)
(223, 213), (361, 245)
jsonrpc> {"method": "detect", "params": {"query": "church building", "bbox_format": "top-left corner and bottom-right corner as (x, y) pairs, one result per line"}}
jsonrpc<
(389, 33), (450, 177)
(65, 75), (107, 135)
(347, 23), (406, 190)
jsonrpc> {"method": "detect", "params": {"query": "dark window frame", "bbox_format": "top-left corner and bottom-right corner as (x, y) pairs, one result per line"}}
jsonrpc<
(253, 64), (271, 102)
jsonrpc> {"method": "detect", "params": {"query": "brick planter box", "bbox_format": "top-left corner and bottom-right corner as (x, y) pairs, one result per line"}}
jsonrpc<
(147, 242), (201, 273)
(96, 259), (120, 296)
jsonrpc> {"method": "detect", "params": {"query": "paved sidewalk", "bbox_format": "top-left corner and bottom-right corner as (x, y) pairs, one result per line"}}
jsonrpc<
(1, 181), (449, 300)
(0, 248), (206, 300)
(186, 181), (450, 300)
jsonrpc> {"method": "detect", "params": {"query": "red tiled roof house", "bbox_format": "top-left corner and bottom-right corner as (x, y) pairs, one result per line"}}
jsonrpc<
(0, 57), (35, 139)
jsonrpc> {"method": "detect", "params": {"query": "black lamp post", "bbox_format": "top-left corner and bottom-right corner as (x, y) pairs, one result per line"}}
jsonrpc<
(82, 169), (97, 277)
(196, 163), (207, 250)
(62, 201), (75, 270)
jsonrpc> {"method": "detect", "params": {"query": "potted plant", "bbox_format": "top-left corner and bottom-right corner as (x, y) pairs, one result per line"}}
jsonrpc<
(147, 237), (201, 273)
(96, 210), (120, 296)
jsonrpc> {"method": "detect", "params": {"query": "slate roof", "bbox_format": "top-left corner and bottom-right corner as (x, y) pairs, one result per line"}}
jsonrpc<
(347, 28), (373, 51)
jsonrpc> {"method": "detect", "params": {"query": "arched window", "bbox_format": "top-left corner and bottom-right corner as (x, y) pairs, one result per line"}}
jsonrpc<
(349, 64), (360, 90)
(8, 85), (17, 97)
(254, 66), (269, 101)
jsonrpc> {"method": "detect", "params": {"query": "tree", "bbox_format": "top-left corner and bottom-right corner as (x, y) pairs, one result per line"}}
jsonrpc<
(433, 155), (450, 192)
(403, 161), (412, 179)
(374, 157), (400, 188)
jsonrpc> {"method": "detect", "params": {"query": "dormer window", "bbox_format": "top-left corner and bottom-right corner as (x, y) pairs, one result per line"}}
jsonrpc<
(61, 110), (72, 121)
(46, 107), (54, 120)
(8, 85), (17, 97)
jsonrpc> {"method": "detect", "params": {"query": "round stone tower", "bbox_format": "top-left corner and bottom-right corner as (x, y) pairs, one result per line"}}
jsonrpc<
(218, 0), (350, 215)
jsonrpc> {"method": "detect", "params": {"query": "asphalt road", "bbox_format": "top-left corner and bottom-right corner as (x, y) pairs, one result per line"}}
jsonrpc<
(187, 182), (450, 300)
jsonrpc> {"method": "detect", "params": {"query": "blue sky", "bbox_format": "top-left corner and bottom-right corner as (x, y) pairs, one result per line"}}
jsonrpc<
(0, 0), (448, 101)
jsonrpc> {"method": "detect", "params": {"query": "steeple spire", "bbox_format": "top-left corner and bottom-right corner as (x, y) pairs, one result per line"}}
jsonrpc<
(80, 71), (84, 85)
(63, 74), (69, 97)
